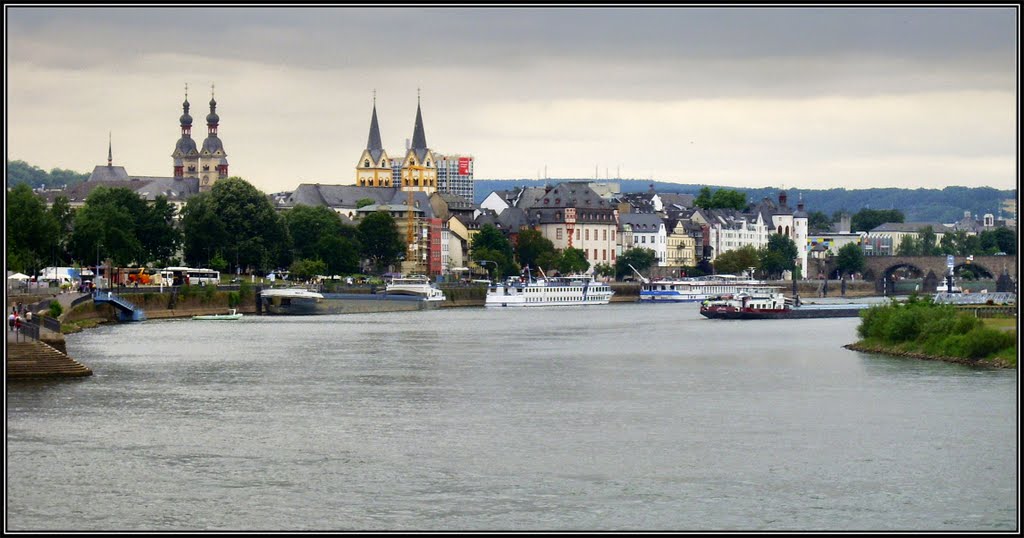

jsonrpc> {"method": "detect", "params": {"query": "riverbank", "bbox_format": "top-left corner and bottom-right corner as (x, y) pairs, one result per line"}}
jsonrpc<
(844, 341), (1016, 369)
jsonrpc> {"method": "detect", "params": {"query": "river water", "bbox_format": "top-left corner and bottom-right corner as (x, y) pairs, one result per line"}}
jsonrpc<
(6, 303), (1018, 531)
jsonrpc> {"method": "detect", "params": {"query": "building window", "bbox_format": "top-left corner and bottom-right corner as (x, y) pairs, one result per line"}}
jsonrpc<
(556, 228), (563, 240)
(364, 160), (370, 167)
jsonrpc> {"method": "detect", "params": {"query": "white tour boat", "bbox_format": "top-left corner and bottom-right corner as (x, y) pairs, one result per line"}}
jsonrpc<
(632, 264), (778, 303)
(485, 268), (613, 307)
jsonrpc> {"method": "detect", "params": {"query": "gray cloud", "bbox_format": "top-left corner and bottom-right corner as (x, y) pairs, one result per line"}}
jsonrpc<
(5, 6), (1017, 191)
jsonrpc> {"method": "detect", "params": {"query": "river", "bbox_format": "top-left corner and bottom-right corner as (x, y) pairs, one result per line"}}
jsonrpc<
(5, 302), (1018, 531)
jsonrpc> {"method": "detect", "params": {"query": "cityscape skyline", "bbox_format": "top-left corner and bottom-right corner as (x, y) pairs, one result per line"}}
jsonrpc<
(6, 6), (1018, 194)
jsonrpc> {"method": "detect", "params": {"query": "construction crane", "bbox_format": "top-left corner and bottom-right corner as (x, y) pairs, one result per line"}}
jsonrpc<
(407, 188), (415, 275)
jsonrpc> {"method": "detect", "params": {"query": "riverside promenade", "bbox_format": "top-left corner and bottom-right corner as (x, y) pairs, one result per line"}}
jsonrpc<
(6, 291), (97, 379)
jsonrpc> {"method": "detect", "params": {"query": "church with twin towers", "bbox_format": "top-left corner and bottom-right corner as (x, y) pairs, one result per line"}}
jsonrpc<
(172, 84), (228, 192)
(355, 92), (475, 200)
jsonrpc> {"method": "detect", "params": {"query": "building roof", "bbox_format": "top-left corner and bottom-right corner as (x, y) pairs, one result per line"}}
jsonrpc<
(88, 165), (129, 182)
(286, 184), (398, 209)
(619, 212), (664, 231)
(870, 222), (952, 234)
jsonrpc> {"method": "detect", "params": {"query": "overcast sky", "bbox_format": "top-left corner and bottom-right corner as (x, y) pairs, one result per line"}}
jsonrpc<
(5, 6), (1018, 194)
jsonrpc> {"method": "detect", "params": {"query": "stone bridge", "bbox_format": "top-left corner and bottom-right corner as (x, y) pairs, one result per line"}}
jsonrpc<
(857, 255), (1017, 294)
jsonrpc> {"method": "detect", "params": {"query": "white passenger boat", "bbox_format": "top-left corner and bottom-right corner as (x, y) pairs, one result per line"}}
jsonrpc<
(485, 268), (613, 307)
(638, 273), (779, 303)
(385, 275), (446, 302)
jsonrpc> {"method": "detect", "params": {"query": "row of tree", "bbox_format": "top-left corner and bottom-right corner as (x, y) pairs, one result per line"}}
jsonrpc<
(896, 227), (1016, 257)
(6, 178), (412, 280)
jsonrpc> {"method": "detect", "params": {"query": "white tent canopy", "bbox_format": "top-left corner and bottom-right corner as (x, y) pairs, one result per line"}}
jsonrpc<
(7, 272), (30, 281)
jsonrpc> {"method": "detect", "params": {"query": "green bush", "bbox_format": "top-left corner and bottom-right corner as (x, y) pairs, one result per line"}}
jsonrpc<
(856, 299), (1016, 362)
(228, 291), (240, 308)
(239, 280), (254, 301)
(957, 328), (1016, 359)
(48, 300), (63, 318)
(885, 308), (922, 342)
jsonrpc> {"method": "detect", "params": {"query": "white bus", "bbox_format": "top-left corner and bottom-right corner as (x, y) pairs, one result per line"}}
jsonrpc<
(160, 267), (220, 286)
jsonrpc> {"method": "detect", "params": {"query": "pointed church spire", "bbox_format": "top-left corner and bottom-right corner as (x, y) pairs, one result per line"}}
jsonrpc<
(107, 131), (112, 166)
(366, 90), (383, 152)
(411, 88), (427, 150)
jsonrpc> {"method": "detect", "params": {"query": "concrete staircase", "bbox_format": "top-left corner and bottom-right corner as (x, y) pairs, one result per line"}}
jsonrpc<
(6, 340), (93, 379)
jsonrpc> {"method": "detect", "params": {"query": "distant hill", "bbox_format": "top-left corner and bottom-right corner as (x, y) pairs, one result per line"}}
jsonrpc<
(473, 179), (1017, 224)
(6, 160), (89, 190)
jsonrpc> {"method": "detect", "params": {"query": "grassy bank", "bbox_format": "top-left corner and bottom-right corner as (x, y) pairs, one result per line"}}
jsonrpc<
(846, 296), (1017, 368)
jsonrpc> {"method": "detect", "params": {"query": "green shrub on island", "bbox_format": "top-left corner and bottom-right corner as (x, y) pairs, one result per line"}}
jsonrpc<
(857, 296), (1016, 362)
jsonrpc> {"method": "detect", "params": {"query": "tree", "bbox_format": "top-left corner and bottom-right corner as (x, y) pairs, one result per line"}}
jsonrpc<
(180, 193), (228, 268)
(593, 262), (616, 278)
(6, 159), (87, 189)
(713, 245), (760, 276)
(981, 227), (1017, 255)
(918, 227), (939, 256)
(50, 195), (75, 265)
(514, 229), (556, 269)
(316, 235), (361, 275)
(807, 211), (833, 233)
(138, 196), (182, 265)
(68, 186), (163, 267)
(694, 187), (713, 209)
(695, 186), (747, 210)
(289, 258), (328, 281)
(471, 224), (518, 278)
(615, 247), (657, 280)
(357, 210), (404, 273)
(556, 247), (589, 275)
(180, 177), (290, 273)
(897, 235), (920, 256)
(835, 242), (865, 278)
(710, 189), (747, 210)
(285, 205), (346, 260)
(850, 208), (904, 233)
(6, 183), (59, 274)
(355, 198), (376, 209)
(760, 234), (798, 279)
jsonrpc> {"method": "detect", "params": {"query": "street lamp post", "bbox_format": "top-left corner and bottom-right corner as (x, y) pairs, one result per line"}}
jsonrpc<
(477, 260), (495, 280)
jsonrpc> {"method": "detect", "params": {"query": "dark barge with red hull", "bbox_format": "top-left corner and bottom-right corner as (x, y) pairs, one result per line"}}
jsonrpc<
(699, 293), (870, 320)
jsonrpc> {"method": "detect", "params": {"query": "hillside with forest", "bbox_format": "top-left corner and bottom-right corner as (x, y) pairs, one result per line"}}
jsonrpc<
(6, 160), (89, 190)
(474, 179), (1016, 224)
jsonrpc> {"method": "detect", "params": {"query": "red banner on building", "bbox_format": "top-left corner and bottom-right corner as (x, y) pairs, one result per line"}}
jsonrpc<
(458, 157), (471, 175)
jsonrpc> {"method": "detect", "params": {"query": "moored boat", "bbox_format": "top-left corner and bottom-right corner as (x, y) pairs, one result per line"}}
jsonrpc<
(639, 275), (780, 303)
(259, 284), (444, 315)
(485, 268), (613, 307)
(385, 275), (446, 302)
(699, 292), (870, 319)
(192, 308), (243, 320)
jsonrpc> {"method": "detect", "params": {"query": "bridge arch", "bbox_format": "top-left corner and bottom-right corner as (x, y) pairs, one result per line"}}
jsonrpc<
(862, 255), (1017, 294)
